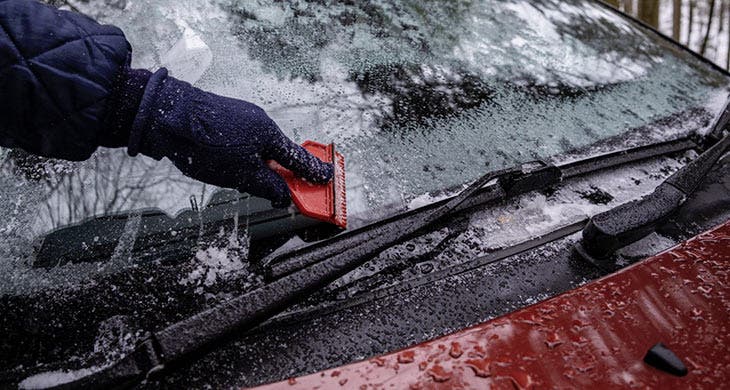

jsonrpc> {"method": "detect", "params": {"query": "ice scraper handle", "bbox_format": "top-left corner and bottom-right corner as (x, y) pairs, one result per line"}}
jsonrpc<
(111, 67), (333, 207)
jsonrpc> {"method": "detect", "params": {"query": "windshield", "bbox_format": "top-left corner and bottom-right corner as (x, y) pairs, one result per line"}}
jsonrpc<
(1, 0), (729, 293)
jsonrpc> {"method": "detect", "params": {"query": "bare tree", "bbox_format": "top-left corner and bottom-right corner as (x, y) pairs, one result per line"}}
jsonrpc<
(623, 0), (635, 15)
(700, 0), (717, 54)
(719, 0), (727, 34)
(727, 0), (730, 69)
(687, 0), (696, 45)
(673, 0), (683, 40)
(638, 0), (660, 28)
(13, 148), (205, 233)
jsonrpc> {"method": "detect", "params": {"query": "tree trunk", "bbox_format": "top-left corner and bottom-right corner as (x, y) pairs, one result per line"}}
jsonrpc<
(719, 0), (726, 33)
(623, 0), (634, 15)
(638, 0), (660, 28)
(673, 0), (682, 41)
(687, 0), (695, 45)
(727, 1), (730, 69)
(700, 0), (717, 55)
(605, 0), (620, 8)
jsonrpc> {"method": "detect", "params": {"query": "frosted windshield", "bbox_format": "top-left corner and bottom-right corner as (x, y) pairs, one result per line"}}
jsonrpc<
(0, 0), (728, 279)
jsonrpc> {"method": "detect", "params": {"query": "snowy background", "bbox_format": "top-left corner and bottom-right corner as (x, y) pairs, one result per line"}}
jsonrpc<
(606, 0), (730, 71)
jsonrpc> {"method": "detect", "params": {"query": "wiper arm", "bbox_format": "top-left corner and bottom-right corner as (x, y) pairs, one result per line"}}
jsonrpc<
(579, 98), (730, 261)
(27, 162), (520, 389)
(264, 137), (695, 280)
(23, 133), (704, 389)
(579, 133), (729, 260)
(261, 160), (561, 278)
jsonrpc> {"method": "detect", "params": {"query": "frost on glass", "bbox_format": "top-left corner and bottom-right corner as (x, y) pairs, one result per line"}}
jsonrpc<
(216, 0), (729, 216)
(199, 0), (728, 217)
(0, 0), (728, 291)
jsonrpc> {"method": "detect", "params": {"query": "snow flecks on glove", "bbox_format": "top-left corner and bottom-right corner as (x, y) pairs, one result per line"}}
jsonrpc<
(136, 73), (334, 207)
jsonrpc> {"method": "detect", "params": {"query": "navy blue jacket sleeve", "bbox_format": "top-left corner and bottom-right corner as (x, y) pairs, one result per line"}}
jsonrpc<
(0, 0), (136, 160)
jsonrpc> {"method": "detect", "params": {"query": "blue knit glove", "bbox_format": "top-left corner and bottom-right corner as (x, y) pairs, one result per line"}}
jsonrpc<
(114, 68), (333, 208)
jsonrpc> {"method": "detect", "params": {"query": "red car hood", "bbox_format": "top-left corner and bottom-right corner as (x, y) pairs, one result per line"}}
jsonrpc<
(255, 219), (730, 389)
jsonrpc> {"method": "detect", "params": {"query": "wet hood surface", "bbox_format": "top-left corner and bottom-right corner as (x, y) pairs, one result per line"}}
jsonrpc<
(256, 220), (730, 389)
(2, 117), (730, 389)
(2, 0), (730, 388)
(158, 151), (730, 389)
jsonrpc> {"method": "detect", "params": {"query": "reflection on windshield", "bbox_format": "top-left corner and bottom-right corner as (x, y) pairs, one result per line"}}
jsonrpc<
(0, 0), (728, 290)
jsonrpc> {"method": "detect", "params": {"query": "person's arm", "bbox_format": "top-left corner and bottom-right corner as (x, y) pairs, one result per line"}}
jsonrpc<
(0, 0), (331, 207)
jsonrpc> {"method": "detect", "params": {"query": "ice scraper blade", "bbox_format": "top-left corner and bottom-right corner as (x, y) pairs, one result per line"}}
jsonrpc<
(270, 141), (347, 229)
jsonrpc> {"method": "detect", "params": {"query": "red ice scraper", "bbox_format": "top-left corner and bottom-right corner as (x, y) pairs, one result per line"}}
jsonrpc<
(270, 141), (347, 229)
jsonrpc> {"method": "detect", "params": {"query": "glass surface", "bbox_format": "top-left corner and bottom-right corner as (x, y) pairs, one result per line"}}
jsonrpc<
(1, 0), (728, 292)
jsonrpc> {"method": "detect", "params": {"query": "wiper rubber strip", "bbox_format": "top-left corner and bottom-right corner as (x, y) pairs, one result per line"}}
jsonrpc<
(27, 134), (704, 389)
(265, 136), (696, 279)
(31, 157), (521, 389)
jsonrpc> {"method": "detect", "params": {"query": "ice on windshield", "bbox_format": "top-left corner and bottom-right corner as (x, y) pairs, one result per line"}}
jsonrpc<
(0, 0), (728, 291)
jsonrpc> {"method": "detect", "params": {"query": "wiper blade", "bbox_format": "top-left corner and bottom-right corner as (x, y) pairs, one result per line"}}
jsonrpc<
(27, 160), (518, 389)
(22, 134), (701, 389)
(261, 160), (561, 278)
(579, 133), (729, 260)
(264, 137), (696, 280)
(579, 98), (730, 260)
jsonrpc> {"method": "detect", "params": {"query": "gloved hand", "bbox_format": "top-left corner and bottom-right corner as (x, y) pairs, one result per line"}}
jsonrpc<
(108, 68), (333, 208)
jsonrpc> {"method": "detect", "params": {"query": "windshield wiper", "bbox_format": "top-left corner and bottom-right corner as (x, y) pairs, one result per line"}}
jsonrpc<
(30, 158), (526, 389)
(263, 137), (696, 279)
(581, 136), (729, 261)
(578, 99), (730, 261)
(25, 133), (702, 389)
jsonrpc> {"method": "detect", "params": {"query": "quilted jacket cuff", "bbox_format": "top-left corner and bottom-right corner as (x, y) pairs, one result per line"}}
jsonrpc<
(127, 68), (168, 157)
(101, 67), (153, 148)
